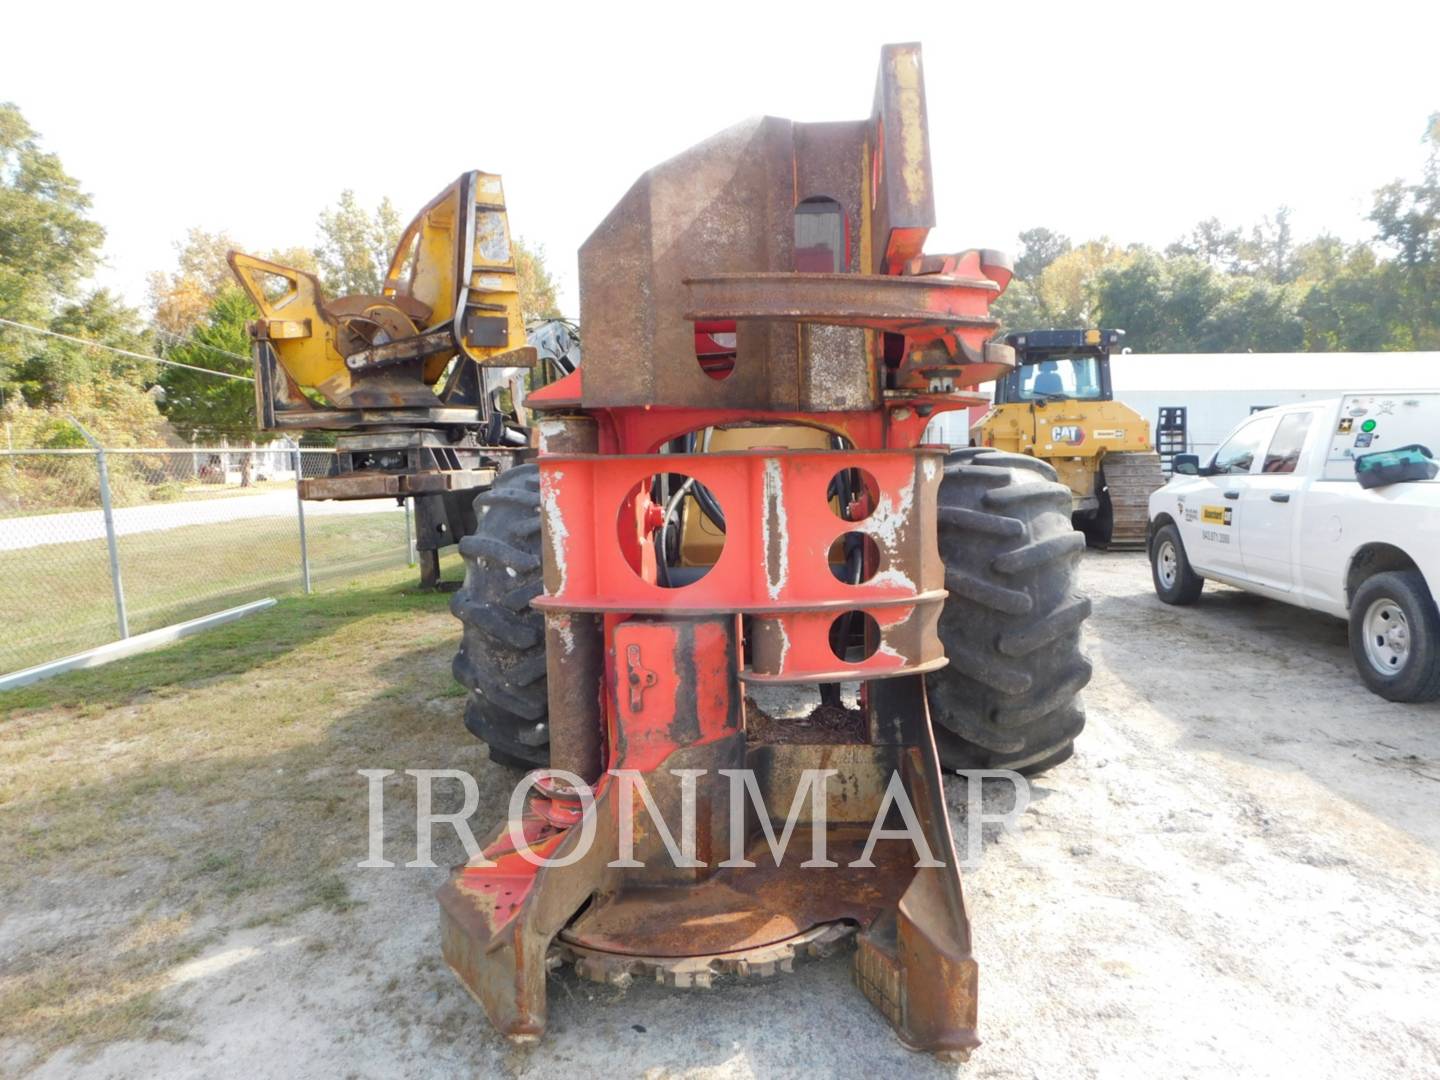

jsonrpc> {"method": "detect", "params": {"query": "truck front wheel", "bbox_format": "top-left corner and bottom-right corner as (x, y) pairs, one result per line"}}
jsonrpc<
(1150, 524), (1204, 605)
(1349, 570), (1440, 703)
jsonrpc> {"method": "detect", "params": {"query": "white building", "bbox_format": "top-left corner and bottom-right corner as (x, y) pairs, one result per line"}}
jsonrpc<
(924, 352), (1440, 458)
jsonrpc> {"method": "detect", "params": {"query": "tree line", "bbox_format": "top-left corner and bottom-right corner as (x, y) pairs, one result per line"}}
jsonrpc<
(0, 102), (561, 446)
(995, 115), (1440, 353)
(2, 103), (1437, 450)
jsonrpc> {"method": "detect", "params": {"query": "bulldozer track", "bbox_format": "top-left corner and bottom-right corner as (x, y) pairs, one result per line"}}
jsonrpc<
(1101, 452), (1166, 550)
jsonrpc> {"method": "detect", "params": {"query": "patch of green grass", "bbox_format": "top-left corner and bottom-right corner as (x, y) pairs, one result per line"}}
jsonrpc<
(0, 555), (482, 1060)
(0, 912), (200, 1059)
(305, 874), (362, 914)
(0, 558), (453, 714)
(2, 509), (411, 674)
(189, 849), (274, 900)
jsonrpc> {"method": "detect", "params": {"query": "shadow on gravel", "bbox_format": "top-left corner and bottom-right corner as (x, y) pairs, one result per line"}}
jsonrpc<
(1085, 558), (1440, 853)
(1, 609), (974, 1076)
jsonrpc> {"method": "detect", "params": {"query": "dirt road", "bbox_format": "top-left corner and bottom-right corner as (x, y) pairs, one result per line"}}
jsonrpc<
(4, 553), (1438, 1077)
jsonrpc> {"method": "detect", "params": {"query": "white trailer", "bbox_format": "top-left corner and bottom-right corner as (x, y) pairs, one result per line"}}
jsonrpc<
(923, 351), (1440, 456)
(1109, 351), (1440, 459)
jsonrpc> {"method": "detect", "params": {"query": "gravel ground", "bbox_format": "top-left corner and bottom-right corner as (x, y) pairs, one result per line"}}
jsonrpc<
(12, 552), (1440, 1078)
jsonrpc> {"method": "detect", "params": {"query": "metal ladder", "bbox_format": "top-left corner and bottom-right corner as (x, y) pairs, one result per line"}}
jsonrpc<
(1156, 406), (1188, 475)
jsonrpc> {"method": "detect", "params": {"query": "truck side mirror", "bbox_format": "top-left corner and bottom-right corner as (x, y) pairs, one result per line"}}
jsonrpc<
(1172, 454), (1200, 476)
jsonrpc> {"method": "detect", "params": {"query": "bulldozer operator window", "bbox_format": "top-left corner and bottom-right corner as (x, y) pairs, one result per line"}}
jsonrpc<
(1017, 356), (1104, 401)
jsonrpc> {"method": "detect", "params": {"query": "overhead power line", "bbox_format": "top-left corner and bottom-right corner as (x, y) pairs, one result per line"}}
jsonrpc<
(0, 316), (255, 383)
(151, 325), (254, 365)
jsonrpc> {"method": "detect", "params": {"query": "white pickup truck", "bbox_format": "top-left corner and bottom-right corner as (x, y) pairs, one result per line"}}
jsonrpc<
(1147, 392), (1440, 702)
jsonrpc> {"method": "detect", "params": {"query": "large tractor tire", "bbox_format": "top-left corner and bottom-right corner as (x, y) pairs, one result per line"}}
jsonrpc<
(450, 464), (550, 769)
(925, 448), (1093, 774)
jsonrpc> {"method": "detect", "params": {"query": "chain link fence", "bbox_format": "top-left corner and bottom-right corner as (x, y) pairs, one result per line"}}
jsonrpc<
(1, 437), (413, 677)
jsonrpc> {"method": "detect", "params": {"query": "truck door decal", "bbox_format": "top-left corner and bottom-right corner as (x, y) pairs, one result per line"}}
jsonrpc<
(1201, 504), (1233, 543)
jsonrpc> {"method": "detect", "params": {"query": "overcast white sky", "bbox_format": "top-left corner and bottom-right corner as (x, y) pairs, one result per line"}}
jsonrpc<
(5, 0), (1437, 318)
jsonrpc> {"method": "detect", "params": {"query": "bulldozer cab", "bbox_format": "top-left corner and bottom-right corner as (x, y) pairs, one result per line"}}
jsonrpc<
(975, 327), (1165, 549)
(994, 328), (1123, 405)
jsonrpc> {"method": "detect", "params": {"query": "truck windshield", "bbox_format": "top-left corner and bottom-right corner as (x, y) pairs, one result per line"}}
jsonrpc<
(1016, 356), (1104, 401)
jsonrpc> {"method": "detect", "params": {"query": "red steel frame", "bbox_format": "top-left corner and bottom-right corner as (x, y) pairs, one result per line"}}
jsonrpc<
(438, 42), (1015, 1059)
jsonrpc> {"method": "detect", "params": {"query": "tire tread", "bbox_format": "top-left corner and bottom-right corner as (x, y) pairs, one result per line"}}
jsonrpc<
(450, 464), (550, 768)
(927, 449), (1093, 775)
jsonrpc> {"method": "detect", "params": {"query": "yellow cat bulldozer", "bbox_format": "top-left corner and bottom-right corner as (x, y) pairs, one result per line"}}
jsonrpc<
(971, 328), (1165, 548)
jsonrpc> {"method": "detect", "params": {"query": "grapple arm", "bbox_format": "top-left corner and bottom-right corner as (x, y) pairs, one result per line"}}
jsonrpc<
(227, 170), (534, 420)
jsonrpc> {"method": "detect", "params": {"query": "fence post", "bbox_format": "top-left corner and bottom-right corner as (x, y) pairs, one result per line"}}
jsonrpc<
(70, 418), (129, 639)
(404, 498), (417, 566)
(292, 442), (312, 594)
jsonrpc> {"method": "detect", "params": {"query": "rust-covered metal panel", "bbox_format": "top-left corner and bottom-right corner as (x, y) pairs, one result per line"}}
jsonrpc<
(298, 468), (496, 501)
(579, 116), (800, 411)
(444, 42), (1010, 1061)
(685, 272), (1000, 332)
(870, 42), (935, 273)
(576, 43), (972, 413)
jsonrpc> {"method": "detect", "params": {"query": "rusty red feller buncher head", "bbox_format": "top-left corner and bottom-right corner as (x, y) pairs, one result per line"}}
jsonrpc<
(439, 43), (1023, 1057)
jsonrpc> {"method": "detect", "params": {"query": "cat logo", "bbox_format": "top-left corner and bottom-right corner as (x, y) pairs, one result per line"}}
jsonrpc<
(1050, 425), (1085, 445)
(1201, 505), (1233, 526)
